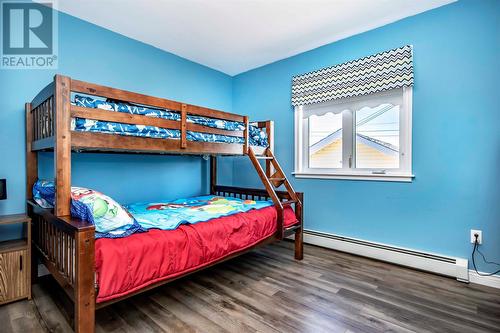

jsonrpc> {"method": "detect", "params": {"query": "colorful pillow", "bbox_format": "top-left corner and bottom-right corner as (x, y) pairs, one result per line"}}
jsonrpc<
(33, 179), (144, 238)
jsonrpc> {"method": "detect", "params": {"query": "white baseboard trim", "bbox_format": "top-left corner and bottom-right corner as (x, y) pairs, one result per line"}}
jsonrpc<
(468, 270), (500, 289)
(295, 229), (500, 288)
(293, 229), (471, 284)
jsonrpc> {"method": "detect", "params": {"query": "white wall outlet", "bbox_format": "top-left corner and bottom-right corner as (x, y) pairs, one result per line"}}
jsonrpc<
(470, 229), (482, 244)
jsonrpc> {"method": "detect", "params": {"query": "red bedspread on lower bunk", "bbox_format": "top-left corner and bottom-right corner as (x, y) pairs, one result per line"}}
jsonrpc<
(95, 206), (298, 303)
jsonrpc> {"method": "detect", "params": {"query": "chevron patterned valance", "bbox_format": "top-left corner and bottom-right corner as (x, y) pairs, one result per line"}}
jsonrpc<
(291, 45), (413, 106)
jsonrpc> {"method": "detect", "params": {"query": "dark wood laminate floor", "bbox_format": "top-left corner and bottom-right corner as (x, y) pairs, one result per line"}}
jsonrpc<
(1, 241), (499, 333)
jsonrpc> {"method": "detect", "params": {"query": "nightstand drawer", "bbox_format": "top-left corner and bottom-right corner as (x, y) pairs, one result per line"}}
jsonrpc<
(0, 249), (29, 304)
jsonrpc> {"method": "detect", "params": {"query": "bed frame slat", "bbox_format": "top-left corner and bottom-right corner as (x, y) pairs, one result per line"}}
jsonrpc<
(71, 132), (246, 155)
(71, 79), (183, 111)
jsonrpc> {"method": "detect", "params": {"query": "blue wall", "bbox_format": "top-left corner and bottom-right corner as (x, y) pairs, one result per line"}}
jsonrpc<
(0, 10), (233, 237)
(231, 0), (500, 271)
(1, 1), (498, 272)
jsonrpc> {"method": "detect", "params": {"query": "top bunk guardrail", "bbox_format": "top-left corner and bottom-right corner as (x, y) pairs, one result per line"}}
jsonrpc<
(27, 75), (272, 156)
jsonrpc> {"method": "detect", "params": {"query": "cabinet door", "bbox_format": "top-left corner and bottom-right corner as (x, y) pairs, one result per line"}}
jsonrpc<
(0, 249), (28, 303)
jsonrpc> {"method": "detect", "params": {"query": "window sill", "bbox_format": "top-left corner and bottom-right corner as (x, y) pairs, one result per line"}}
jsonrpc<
(292, 171), (414, 182)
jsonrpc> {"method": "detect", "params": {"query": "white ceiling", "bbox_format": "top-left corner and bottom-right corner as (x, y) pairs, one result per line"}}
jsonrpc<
(54, 0), (455, 75)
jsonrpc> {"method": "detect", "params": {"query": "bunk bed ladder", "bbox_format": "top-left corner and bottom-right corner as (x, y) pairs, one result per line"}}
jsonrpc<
(248, 147), (302, 240)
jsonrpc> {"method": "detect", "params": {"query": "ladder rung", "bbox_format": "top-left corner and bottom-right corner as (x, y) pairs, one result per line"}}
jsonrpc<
(281, 200), (296, 206)
(269, 177), (285, 181)
(256, 156), (273, 160)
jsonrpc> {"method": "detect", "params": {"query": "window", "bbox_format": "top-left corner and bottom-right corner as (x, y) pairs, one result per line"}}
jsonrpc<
(294, 87), (413, 181)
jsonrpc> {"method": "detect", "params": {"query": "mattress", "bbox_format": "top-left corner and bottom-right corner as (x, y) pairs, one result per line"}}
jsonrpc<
(95, 205), (298, 303)
(72, 95), (269, 147)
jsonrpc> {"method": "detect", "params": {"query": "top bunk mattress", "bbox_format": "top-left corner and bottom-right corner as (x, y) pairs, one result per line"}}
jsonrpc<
(71, 95), (269, 147)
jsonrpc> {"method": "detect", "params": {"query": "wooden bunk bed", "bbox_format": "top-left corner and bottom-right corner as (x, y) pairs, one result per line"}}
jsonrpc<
(26, 75), (303, 332)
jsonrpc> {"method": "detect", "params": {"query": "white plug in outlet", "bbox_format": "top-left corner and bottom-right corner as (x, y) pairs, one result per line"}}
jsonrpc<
(470, 229), (482, 244)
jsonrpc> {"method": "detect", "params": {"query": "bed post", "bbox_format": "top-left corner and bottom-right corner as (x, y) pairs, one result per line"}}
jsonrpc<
(210, 156), (217, 195)
(26, 102), (38, 283)
(265, 120), (274, 177)
(265, 120), (274, 151)
(54, 75), (72, 217)
(75, 229), (95, 333)
(294, 192), (304, 260)
(26, 102), (37, 202)
(243, 116), (249, 154)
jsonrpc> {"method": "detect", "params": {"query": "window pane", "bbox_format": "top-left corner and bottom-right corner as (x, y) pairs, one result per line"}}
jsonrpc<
(355, 104), (399, 169)
(309, 112), (342, 168)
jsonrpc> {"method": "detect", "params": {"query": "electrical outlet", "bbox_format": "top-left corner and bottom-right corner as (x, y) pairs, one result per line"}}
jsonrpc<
(470, 229), (482, 244)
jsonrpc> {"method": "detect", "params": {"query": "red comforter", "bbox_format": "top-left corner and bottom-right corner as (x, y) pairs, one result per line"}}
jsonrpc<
(95, 206), (298, 303)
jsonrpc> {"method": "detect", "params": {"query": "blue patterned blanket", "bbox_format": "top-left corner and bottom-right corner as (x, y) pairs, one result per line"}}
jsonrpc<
(72, 95), (268, 146)
(126, 195), (273, 230)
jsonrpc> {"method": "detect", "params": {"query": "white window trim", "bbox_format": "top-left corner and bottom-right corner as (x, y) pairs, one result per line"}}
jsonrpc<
(293, 87), (414, 182)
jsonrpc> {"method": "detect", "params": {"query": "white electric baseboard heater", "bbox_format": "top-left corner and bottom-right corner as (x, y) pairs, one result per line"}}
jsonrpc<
(297, 230), (469, 282)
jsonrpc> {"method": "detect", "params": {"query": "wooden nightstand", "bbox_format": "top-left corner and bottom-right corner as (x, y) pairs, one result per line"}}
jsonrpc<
(0, 214), (31, 305)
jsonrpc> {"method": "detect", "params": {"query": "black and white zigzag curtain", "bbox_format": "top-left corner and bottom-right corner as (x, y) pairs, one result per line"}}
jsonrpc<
(291, 45), (413, 107)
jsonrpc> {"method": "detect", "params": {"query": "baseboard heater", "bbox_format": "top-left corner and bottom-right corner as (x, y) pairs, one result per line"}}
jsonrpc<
(298, 230), (469, 282)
